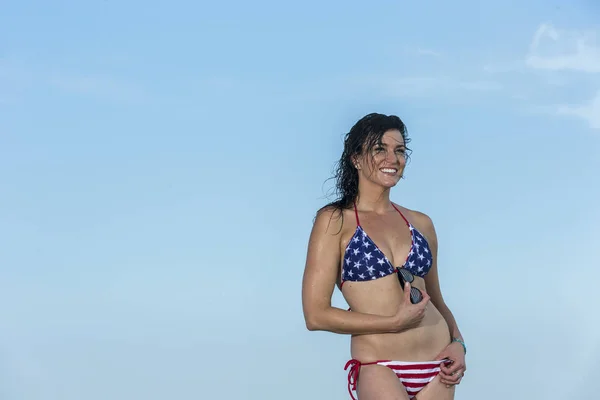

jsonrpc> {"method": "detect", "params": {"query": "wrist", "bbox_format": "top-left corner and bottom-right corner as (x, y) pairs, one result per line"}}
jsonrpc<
(388, 314), (408, 333)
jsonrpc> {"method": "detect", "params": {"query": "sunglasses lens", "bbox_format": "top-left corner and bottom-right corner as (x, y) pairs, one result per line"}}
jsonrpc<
(399, 268), (414, 283)
(410, 287), (423, 304)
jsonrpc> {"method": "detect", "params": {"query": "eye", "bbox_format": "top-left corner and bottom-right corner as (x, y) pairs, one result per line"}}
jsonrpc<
(373, 147), (385, 153)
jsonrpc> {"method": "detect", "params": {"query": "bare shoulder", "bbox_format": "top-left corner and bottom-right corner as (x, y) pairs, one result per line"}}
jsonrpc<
(313, 205), (346, 236)
(304, 205), (351, 284)
(393, 203), (437, 243)
(310, 205), (358, 248)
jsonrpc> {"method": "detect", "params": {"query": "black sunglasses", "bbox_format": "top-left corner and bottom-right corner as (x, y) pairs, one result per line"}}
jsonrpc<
(397, 268), (423, 304)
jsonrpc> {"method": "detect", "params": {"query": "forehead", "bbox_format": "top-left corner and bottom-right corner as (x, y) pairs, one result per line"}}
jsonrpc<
(379, 129), (405, 146)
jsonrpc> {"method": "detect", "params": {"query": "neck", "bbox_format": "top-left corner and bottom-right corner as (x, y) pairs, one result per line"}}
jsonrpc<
(355, 180), (393, 214)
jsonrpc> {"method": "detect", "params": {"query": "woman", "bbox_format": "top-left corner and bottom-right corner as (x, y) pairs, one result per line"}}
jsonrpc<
(301, 113), (467, 400)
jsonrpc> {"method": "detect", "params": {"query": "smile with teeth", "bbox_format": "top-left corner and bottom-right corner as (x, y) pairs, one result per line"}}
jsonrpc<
(380, 168), (397, 174)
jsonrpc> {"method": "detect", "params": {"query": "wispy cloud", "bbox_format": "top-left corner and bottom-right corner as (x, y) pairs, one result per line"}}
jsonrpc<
(416, 48), (442, 57)
(557, 91), (600, 129)
(0, 57), (149, 106)
(526, 23), (600, 73)
(352, 44), (507, 101)
(483, 61), (524, 74)
(483, 23), (600, 130)
(521, 23), (600, 129)
(358, 74), (503, 101)
(388, 76), (502, 94)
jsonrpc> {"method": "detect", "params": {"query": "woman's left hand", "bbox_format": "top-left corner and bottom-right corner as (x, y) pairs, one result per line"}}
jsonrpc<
(435, 341), (466, 387)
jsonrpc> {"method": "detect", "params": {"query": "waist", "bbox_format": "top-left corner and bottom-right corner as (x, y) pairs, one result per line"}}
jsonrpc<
(350, 307), (451, 362)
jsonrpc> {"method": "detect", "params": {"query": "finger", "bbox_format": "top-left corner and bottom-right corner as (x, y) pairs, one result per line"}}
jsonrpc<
(439, 370), (460, 380)
(442, 379), (461, 387)
(418, 289), (430, 306)
(440, 363), (455, 374)
(422, 289), (431, 303)
(443, 363), (463, 375)
(443, 369), (465, 384)
(441, 376), (460, 384)
(443, 367), (461, 378)
(447, 375), (462, 384)
(403, 282), (411, 303)
(439, 372), (452, 381)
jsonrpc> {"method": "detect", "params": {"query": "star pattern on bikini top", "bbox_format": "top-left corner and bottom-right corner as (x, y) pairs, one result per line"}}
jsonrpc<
(341, 223), (433, 283)
(405, 224), (433, 276)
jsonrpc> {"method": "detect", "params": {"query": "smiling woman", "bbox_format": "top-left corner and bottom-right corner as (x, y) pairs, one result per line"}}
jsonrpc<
(301, 113), (467, 400)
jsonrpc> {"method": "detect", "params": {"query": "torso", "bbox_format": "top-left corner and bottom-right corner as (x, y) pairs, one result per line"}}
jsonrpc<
(337, 203), (450, 362)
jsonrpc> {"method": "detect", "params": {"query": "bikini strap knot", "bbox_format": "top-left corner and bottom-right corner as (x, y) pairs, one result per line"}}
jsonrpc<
(344, 359), (361, 400)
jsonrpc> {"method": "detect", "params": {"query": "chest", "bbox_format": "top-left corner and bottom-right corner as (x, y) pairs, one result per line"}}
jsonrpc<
(342, 215), (433, 278)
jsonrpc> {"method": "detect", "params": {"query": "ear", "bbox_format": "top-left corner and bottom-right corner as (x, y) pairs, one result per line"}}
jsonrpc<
(351, 155), (361, 169)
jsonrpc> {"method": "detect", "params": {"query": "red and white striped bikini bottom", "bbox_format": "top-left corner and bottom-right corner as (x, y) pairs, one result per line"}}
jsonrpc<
(344, 358), (449, 399)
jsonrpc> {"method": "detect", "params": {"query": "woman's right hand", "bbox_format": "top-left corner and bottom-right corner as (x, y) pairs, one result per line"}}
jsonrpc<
(391, 282), (430, 332)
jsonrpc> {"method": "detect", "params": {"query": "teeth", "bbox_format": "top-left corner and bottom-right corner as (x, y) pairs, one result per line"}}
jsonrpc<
(381, 168), (397, 173)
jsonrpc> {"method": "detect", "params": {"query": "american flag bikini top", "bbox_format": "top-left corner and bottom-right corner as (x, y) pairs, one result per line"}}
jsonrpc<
(340, 203), (433, 286)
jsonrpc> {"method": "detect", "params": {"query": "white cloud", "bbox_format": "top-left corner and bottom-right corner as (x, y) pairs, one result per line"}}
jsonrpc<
(0, 57), (148, 106)
(372, 76), (503, 98)
(526, 23), (600, 73)
(557, 91), (600, 129)
(483, 61), (524, 73)
(519, 24), (600, 130)
(416, 48), (442, 57)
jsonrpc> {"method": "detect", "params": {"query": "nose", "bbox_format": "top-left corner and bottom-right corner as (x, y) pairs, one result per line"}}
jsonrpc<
(385, 149), (399, 163)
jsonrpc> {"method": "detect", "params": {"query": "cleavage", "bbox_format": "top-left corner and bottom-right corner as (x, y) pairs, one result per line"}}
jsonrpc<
(360, 218), (412, 268)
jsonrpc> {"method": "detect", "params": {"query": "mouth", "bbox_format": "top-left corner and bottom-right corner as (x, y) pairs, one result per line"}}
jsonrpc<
(379, 167), (398, 176)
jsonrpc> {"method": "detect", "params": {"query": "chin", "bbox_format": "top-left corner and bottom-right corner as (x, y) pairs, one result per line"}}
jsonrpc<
(379, 179), (400, 188)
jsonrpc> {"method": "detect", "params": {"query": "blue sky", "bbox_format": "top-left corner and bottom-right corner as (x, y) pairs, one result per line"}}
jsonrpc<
(1, 1), (599, 399)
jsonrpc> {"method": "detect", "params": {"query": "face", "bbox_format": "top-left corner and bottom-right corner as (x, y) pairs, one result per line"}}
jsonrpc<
(354, 129), (406, 188)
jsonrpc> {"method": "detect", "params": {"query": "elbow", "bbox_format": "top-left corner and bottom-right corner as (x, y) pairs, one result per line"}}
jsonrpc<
(305, 315), (320, 331)
(304, 311), (325, 331)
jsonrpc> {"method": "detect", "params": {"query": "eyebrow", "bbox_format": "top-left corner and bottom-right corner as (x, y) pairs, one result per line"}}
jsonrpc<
(375, 142), (406, 148)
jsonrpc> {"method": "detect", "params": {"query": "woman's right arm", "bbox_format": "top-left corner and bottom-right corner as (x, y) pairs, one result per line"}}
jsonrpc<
(301, 207), (425, 335)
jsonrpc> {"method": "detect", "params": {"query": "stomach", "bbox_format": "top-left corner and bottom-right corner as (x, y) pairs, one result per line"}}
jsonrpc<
(342, 274), (451, 362)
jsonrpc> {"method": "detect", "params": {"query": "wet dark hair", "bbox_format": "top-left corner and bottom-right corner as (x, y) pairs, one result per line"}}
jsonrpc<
(320, 112), (411, 217)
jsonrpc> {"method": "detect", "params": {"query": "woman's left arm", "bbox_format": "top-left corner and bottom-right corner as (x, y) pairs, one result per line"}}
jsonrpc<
(416, 212), (467, 387)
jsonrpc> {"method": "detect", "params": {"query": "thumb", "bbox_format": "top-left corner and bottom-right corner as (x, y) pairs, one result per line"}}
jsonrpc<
(435, 348), (448, 361)
(403, 282), (411, 303)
